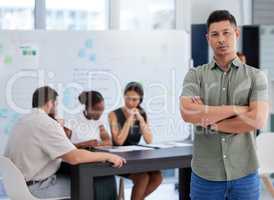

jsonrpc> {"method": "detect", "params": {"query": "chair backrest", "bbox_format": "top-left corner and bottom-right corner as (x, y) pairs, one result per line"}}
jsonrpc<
(0, 156), (38, 200)
(256, 132), (274, 175)
(117, 178), (125, 200)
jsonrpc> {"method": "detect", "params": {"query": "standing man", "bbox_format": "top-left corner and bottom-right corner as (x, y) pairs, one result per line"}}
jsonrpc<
(5, 86), (126, 199)
(180, 10), (269, 200)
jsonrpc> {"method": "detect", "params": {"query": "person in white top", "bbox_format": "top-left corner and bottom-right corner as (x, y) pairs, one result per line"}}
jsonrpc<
(68, 91), (112, 148)
(5, 86), (126, 199)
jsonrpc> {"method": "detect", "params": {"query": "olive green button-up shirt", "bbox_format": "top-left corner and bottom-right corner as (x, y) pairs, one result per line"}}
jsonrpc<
(181, 58), (268, 181)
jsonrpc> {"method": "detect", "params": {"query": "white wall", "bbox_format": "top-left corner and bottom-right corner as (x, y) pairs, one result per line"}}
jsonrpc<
(191, 0), (252, 25)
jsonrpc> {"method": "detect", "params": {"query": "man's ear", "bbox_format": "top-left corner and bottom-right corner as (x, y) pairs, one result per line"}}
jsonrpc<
(206, 33), (209, 44)
(235, 27), (240, 39)
(44, 100), (54, 111)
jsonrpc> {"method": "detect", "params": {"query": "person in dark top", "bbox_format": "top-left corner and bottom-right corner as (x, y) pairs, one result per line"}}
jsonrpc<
(108, 82), (163, 200)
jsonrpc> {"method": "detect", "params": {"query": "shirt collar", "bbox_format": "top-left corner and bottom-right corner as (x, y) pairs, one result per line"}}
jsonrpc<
(210, 57), (243, 70)
(80, 111), (99, 122)
(33, 108), (47, 114)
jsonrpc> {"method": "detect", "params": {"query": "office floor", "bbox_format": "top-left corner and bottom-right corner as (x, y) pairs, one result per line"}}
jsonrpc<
(0, 179), (274, 200)
(124, 182), (178, 200)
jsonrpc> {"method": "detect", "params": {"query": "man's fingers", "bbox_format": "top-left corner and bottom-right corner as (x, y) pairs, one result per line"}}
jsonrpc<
(195, 96), (203, 104)
(192, 96), (203, 104)
(192, 96), (198, 103)
(112, 157), (126, 168)
(116, 159), (124, 168)
(197, 98), (203, 104)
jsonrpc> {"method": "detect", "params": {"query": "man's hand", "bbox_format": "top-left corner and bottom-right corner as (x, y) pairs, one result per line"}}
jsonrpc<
(85, 139), (99, 147)
(191, 96), (204, 105)
(199, 118), (215, 128)
(106, 154), (126, 168)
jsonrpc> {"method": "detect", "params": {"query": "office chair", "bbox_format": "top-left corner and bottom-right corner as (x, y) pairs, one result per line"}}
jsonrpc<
(256, 132), (274, 197)
(0, 156), (69, 200)
(256, 132), (274, 175)
(117, 177), (125, 200)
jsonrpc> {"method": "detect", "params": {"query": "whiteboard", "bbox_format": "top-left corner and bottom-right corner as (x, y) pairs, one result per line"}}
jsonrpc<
(0, 30), (191, 154)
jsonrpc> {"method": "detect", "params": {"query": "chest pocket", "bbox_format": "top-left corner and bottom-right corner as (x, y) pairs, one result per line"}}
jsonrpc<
(228, 77), (252, 106)
(200, 78), (222, 106)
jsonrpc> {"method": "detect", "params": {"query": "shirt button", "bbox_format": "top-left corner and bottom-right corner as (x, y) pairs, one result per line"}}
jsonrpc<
(224, 72), (227, 75)
(222, 138), (225, 142)
(223, 155), (227, 159)
(222, 88), (226, 91)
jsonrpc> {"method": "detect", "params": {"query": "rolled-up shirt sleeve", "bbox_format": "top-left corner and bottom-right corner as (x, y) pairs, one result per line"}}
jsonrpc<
(249, 70), (269, 102)
(181, 68), (201, 97)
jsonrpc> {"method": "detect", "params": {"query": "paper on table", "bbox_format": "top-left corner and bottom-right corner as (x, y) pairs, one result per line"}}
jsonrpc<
(140, 142), (192, 149)
(95, 145), (154, 152)
(170, 142), (192, 147)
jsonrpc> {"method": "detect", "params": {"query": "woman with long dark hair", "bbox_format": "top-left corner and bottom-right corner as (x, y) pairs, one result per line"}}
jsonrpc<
(108, 82), (162, 200)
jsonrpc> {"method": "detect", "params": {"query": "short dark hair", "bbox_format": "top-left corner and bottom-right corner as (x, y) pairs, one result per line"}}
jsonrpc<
(207, 10), (237, 30)
(32, 86), (58, 108)
(236, 52), (245, 57)
(78, 91), (104, 109)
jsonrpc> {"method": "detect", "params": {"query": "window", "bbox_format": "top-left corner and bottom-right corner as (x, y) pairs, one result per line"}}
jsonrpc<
(120, 0), (175, 30)
(0, 0), (34, 29)
(46, 0), (108, 30)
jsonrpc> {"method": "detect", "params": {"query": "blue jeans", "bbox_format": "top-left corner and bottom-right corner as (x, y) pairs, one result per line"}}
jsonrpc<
(190, 171), (260, 200)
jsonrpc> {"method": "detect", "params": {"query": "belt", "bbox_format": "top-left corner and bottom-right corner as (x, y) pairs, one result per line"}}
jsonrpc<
(26, 176), (55, 186)
(26, 180), (41, 186)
